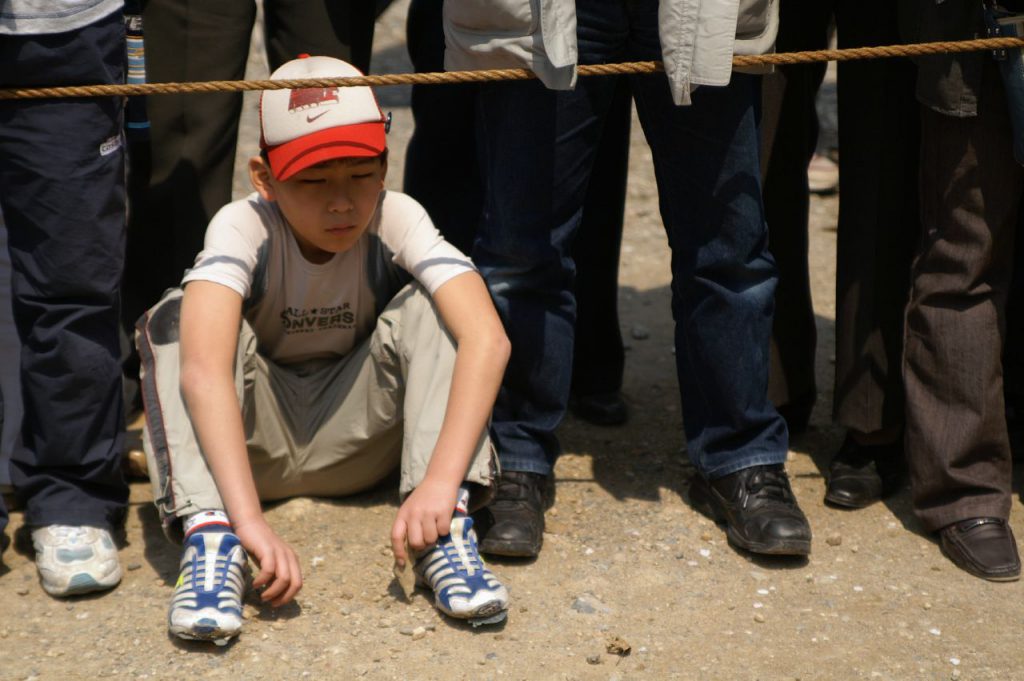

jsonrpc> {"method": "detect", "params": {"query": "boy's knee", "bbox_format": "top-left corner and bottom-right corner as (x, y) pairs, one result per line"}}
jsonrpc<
(138, 290), (183, 346)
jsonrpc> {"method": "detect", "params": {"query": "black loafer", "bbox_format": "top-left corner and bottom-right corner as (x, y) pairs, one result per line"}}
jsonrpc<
(940, 518), (1021, 582)
(570, 391), (628, 426)
(689, 464), (811, 556)
(824, 435), (905, 509)
(475, 471), (546, 558)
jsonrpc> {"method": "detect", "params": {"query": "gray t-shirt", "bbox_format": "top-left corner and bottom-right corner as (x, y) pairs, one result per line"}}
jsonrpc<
(0, 0), (122, 35)
(182, 190), (476, 365)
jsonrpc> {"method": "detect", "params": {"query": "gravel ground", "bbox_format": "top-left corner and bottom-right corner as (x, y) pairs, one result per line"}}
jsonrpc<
(2, 3), (1024, 680)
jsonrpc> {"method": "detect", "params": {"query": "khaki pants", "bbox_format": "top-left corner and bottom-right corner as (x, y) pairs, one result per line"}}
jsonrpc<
(137, 284), (496, 538)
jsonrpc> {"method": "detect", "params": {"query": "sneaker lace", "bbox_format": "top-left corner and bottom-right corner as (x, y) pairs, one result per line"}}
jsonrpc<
(447, 519), (482, 578)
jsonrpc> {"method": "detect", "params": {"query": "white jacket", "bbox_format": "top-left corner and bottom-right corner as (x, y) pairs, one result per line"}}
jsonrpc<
(443, 0), (778, 105)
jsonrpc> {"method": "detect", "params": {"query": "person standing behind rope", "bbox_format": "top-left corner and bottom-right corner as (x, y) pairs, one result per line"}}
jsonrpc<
(761, 0), (920, 509)
(0, 0), (129, 595)
(119, 0), (377, 411)
(444, 0), (813, 558)
(403, 0), (633, 428)
(899, 0), (1024, 581)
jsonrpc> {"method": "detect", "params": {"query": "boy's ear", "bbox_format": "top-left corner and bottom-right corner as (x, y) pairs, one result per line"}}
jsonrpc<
(249, 156), (276, 201)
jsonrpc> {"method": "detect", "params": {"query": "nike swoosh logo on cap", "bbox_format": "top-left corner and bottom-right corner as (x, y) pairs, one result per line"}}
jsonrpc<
(306, 110), (329, 123)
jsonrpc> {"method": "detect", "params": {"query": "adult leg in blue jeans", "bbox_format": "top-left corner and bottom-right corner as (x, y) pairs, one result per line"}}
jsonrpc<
(470, 78), (571, 557)
(573, 0), (809, 554)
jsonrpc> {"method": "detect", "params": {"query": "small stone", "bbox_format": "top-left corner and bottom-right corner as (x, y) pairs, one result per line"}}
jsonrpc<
(750, 571), (769, 582)
(271, 622), (284, 631)
(341, 591), (355, 600)
(951, 670), (961, 680)
(571, 598), (596, 614)
(923, 602), (933, 610)
(311, 556), (325, 568)
(825, 533), (842, 547)
(586, 654), (602, 665)
(929, 628), (941, 636)
(753, 613), (766, 623)
(126, 562), (142, 571)
(243, 605), (258, 620)
(606, 636), (631, 656)
(411, 627), (427, 641)
(699, 548), (711, 558)
(700, 531), (713, 542)
(15, 587), (29, 596)
(630, 324), (650, 340)
(950, 658), (960, 666)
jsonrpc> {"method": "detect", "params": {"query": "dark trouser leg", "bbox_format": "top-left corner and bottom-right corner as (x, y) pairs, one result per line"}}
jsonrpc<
(762, 0), (831, 422)
(403, 0), (482, 254)
(263, 0), (375, 73)
(571, 78), (630, 400)
(124, 0), (256, 334)
(831, 0), (920, 434)
(472, 79), (571, 476)
(631, 69), (788, 478)
(904, 65), (1024, 531)
(0, 12), (129, 529)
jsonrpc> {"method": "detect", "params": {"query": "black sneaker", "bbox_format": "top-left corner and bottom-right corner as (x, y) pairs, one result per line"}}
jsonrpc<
(474, 471), (546, 558)
(689, 464), (811, 556)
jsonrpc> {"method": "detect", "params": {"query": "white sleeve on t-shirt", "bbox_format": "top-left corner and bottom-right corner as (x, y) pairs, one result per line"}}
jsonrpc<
(374, 191), (475, 294)
(180, 195), (272, 300)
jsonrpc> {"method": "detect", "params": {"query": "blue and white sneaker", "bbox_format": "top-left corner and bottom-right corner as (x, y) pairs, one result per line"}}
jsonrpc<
(32, 525), (122, 597)
(168, 530), (249, 645)
(415, 516), (509, 625)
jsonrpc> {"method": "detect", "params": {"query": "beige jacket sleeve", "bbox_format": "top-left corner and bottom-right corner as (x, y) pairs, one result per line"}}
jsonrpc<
(442, 0), (578, 90)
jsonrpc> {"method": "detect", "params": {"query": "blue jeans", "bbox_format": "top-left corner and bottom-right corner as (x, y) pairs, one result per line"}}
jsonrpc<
(474, 0), (788, 478)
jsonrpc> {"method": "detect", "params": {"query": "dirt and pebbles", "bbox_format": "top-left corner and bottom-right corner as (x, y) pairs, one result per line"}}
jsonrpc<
(2, 2), (1024, 680)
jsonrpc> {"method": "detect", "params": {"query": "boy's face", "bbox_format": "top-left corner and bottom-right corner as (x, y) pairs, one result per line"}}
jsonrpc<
(250, 154), (387, 264)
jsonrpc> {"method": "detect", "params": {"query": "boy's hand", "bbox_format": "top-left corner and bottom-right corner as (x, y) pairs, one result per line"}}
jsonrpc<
(232, 517), (303, 607)
(391, 476), (460, 567)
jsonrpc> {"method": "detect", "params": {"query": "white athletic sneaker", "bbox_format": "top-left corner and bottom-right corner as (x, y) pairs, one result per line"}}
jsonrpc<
(32, 525), (122, 597)
(168, 530), (249, 645)
(415, 516), (509, 625)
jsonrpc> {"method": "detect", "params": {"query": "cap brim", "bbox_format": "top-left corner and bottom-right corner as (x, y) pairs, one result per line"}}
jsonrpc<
(267, 121), (386, 181)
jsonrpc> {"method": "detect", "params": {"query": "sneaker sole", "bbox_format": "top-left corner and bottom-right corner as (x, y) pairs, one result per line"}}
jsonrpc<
(414, 575), (510, 622)
(42, 569), (122, 597)
(170, 620), (241, 646)
(689, 480), (811, 557)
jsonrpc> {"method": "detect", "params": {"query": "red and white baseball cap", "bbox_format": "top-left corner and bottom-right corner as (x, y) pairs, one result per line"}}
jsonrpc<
(260, 55), (387, 181)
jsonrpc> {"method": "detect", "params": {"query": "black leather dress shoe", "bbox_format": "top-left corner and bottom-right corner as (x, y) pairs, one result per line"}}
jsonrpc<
(475, 471), (546, 558)
(689, 464), (811, 556)
(570, 391), (628, 426)
(824, 436), (905, 509)
(940, 518), (1021, 582)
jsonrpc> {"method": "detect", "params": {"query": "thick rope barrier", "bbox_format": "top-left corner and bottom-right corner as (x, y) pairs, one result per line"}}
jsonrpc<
(1, 36), (1023, 100)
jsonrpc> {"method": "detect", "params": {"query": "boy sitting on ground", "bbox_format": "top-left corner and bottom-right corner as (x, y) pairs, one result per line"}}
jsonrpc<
(138, 56), (511, 644)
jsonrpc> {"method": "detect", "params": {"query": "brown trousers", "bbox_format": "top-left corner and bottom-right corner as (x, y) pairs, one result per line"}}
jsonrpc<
(904, 64), (1024, 531)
